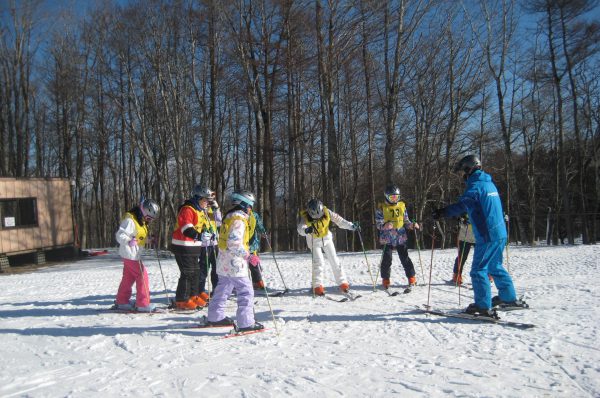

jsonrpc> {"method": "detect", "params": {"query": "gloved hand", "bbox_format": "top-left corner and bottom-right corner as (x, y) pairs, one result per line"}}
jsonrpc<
(247, 254), (260, 267)
(351, 221), (360, 231)
(201, 231), (213, 241)
(128, 238), (138, 247)
(459, 214), (469, 225)
(382, 222), (394, 230)
(183, 227), (201, 241)
(432, 208), (445, 220)
(504, 214), (509, 222)
(412, 222), (420, 230)
(210, 200), (219, 209)
(304, 226), (314, 234)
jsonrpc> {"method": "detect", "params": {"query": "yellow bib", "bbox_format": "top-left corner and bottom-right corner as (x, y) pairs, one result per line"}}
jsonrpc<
(203, 207), (219, 233)
(124, 212), (148, 244)
(300, 207), (331, 238)
(218, 213), (251, 251)
(378, 201), (406, 229)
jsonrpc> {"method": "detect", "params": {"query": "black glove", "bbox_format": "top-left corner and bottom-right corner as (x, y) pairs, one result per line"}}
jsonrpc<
(182, 227), (201, 240)
(304, 226), (314, 234)
(432, 208), (445, 220)
(459, 214), (468, 225)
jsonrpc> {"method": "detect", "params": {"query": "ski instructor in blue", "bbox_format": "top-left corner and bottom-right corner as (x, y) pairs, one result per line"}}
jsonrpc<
(432, 155), (518, 317)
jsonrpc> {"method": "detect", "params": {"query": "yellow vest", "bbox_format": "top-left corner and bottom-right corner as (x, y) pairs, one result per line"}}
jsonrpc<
(378, 201), (407, 229)
(300, 207), (331, 238)
(125, 212), (148, 244)
(218, 213), (251, 251)
(202, 207), (219, 233)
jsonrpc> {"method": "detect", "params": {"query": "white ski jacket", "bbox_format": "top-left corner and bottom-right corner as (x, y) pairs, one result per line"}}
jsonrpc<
(297, 209), (354, 249)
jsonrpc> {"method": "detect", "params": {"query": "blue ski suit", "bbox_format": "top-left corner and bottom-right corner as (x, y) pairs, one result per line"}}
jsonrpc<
(443, 170), (516, 309)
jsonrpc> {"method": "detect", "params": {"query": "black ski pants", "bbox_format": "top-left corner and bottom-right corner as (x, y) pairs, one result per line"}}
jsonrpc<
(174, 253), (200, 301)
(453, 240), (473, 275)
(381, 244), (416, 280)
(249, 262), (263, 284)
(199, 246), (219, 294)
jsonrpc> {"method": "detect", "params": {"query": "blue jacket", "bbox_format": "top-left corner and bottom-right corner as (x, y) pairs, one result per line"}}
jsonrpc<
(444, 170), (507, 243)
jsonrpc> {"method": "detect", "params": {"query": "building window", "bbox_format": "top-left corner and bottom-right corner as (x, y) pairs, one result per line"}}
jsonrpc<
(0, 198), (38, 229)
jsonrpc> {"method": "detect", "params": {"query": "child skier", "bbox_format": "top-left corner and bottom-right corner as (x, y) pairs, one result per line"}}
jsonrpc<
(196, 187), (221, 299)
(170, 185), (210, 310)
(433, 155), (522, 317)
(114, 198), (160, 312)
(376, 184), (420, 290)
(297, 198), (359, 296)
(206, 190), (264, 332)
(451, 214), (476, 285)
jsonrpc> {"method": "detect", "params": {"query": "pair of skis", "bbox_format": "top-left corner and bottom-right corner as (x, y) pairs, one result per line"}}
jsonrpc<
(187, 316), (269, 338)
(385, 286), (415, 296)
(417, 303), (535, 329)
(321, 290), (362, 302)
(254, 288), (288, 298)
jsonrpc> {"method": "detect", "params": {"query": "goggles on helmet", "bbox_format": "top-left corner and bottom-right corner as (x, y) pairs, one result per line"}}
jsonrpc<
(386, 193), (400, 204)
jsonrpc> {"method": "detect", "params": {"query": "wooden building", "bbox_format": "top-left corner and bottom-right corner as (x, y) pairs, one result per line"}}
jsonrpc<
(0, 178), (75, 271)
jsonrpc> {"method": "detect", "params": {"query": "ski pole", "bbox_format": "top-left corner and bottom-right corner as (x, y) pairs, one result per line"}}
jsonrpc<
(356, 228), (376, 291)
(505, 213), (510, 274)
(311, 234), (316, 298)
(201, 208), (216, 299)
(412, 221), (426, 284)
(426, 222), (438, 309)
(153, 236), (171, 306)
(251, 262), (281, 339)
(263, 233), (290, 294)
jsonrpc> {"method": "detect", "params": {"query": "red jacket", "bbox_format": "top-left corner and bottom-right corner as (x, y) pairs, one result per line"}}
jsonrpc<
(171, 203), (207, 254)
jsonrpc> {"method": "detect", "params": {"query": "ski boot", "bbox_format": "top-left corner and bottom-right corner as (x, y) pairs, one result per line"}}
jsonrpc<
(382, 278), (391, 289)
(465, 303), (499, 319)
(492, 295), (529, 309)
(253, 280), (265, 290)
(136, 303), (157, 313)
(235, 321), (265, 333)
(408, 276), (417, 287)
(206, 316), (235, 327)
(339, 282), (350, 293)
(115, 302), (134, 311)
(191, 295), (207, 308)
(451, 273), (463, 284)
(313, 285), (325, 296)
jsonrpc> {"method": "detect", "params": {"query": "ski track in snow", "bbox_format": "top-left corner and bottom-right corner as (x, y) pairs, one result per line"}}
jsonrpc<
(0, 245), (599, 397)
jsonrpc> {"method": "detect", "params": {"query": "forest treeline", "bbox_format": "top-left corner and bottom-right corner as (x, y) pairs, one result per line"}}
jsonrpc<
(1, 0), (599, 251)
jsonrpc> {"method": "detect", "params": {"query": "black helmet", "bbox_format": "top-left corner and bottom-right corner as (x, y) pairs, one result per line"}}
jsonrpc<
(140, 199), (160, 220)
(307, 198), (324, 219)
(453, 155), (481, 176)
(230, 190), (255, 208)
(384, 184), (401, 204)
(192, 185), (215, 200)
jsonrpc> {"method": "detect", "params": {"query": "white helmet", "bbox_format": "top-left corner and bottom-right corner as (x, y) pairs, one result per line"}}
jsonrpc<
(384, 184), (401, 204)
(230, 190), (255, 208)
(192, 185), (215, 200)
(140, 199), (160, 220)
(307, 198), (324, 219)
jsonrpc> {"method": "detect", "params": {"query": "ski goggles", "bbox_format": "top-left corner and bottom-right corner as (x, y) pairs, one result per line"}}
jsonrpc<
(386, 194), (400, 203)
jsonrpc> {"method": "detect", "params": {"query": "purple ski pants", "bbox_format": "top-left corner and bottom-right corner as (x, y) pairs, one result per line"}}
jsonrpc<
(207, 275), (255, 328)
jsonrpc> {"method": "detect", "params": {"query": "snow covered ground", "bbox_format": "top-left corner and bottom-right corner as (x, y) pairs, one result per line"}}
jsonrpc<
(0, 243), (599, 397)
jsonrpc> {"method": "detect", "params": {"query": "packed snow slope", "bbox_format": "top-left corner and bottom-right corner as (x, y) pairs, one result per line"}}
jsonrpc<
(0, 244), (598, 397)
